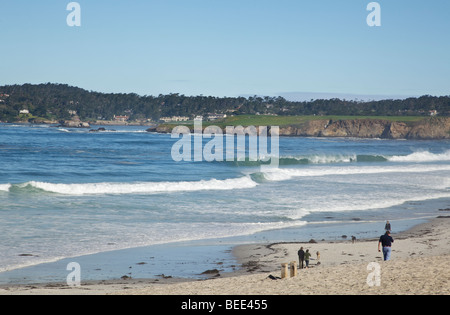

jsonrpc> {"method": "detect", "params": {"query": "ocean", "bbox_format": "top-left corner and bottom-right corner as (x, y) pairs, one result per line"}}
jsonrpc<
(0, 123), (449, 284)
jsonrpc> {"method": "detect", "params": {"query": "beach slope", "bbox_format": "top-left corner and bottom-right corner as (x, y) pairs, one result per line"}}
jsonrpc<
(1, 217), (449, 295)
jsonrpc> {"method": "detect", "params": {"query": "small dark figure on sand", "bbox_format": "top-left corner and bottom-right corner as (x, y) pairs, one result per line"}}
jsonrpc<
(385, 221), (392, 233)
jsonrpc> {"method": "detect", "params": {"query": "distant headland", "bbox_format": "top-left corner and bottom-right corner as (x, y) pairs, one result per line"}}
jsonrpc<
(149, 115), (450, 140)
(1, 83), (449, 139)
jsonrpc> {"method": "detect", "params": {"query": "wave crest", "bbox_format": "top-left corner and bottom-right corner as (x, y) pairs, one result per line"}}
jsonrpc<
(0, 184), (11, 192)
(14, 177), (258, 195)
(389, 150), (450, 162)
(260, 164), (450, 181)
(228, 150), (450, 167)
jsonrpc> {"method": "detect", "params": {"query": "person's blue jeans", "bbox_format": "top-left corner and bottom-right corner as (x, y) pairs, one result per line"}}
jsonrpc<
(382, 247), (392, 261)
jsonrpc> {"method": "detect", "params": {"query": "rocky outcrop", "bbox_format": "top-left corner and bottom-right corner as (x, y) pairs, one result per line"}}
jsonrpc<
(89, 127), (115, 132)
(60, 120), (90, 128)
(279, 120), (329, 137)
(147, 125), (172, 133)
(320, 119), (389, 138)
(59, 115), (90, 128)
(406, 117), (450, 140)
(384, 122), (410, 139)
(148, 117), (450, 140)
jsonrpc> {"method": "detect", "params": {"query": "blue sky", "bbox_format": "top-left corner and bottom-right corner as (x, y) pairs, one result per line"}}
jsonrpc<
(1, 0), (450, 100)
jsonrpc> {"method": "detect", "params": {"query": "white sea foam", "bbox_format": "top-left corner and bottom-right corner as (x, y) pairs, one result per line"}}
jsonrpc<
(283, 154), (357, 164)
(23, 176), (258, 195)
(0, 184), (11, 192)
(388, 150), (450, 162)
(276, 150), (450, 165)
(261, 164), (450, 182)
(280, 150), (450, 165)
(305, 192), (450, 214)
(307, 154), (356, 164)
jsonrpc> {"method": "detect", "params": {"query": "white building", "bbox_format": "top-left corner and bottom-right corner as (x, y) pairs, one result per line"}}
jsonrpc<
(114, 115), (129, 122)
(160, 116), (190, 122)
(207, 114), (227, 121)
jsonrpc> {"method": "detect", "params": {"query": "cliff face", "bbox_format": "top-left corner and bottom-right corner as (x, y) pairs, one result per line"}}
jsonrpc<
(405, 117), (450, 140)
(280, 117), (450, 140)
(150, 117), (450, 140)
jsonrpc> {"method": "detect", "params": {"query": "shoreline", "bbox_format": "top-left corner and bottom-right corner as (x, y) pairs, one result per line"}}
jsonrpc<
(2, 120), (450, 140)
(1, 215), (449, 295)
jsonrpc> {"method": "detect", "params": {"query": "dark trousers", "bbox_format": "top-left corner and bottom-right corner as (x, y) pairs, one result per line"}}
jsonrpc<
(299, 257), (304, 269)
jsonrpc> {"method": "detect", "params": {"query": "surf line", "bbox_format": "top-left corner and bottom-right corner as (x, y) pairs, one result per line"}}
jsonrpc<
(171, 118), (279, 168)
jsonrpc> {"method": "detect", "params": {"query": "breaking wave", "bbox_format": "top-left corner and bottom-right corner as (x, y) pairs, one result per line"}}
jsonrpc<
(0, 184), (11, 192)
(389, 150), (450, 162)
(5, 177), (258, 196)
(258, 164), (450, 182)
(2, 150), (449, 196)
(227, 150), (450, 166)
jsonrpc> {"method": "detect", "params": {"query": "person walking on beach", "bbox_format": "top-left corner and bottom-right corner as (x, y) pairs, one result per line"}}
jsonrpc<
(385, 221), (392, 233)
(304, 249), (312, 268)
(378, 231), (394, 261)
(298, 247), (305, 269)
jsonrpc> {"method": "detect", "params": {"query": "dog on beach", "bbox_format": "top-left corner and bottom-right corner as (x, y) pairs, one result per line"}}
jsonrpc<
(351, 236), (357, 244)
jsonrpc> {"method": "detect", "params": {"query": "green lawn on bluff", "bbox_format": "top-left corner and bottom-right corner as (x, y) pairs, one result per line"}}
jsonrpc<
(164, 115), (426, 128)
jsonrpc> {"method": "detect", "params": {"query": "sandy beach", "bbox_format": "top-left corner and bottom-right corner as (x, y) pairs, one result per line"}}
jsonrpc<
(1, 215), (449, 295)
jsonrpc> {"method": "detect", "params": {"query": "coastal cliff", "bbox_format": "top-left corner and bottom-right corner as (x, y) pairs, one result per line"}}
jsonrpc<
(149, 117), (450, 140)
(285, 117), (450, 140)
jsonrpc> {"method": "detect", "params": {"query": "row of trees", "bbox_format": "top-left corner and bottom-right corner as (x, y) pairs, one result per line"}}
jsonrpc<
(0, 83), (449, 122)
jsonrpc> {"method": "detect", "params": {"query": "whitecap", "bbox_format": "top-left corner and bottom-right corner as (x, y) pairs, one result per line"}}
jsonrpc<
(0, 184), (11, 192)
(388, 150), (450, 162)
(23, 176), (258, 195)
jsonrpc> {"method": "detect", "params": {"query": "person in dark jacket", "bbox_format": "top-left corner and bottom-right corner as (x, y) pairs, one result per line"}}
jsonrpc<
(378, 231), (394, 261)
(298, 247), (305, 269)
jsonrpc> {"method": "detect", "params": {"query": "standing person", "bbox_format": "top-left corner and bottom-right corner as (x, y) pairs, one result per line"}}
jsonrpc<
(304, 249), (311, 268)
(378, 231), (394, 261)
(385, 221), (392, 233)
(298, 247), (305, 269)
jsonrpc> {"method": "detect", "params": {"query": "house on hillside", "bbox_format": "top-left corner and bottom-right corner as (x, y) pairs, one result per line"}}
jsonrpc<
(207, 113), (227, 121)
(160, 116), (190, 122)
(114, 115), (129, 122)
(0, 93), (9, 103)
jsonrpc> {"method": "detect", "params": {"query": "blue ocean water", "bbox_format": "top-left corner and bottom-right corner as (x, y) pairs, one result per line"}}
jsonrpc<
(0, 123), (449, 282)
